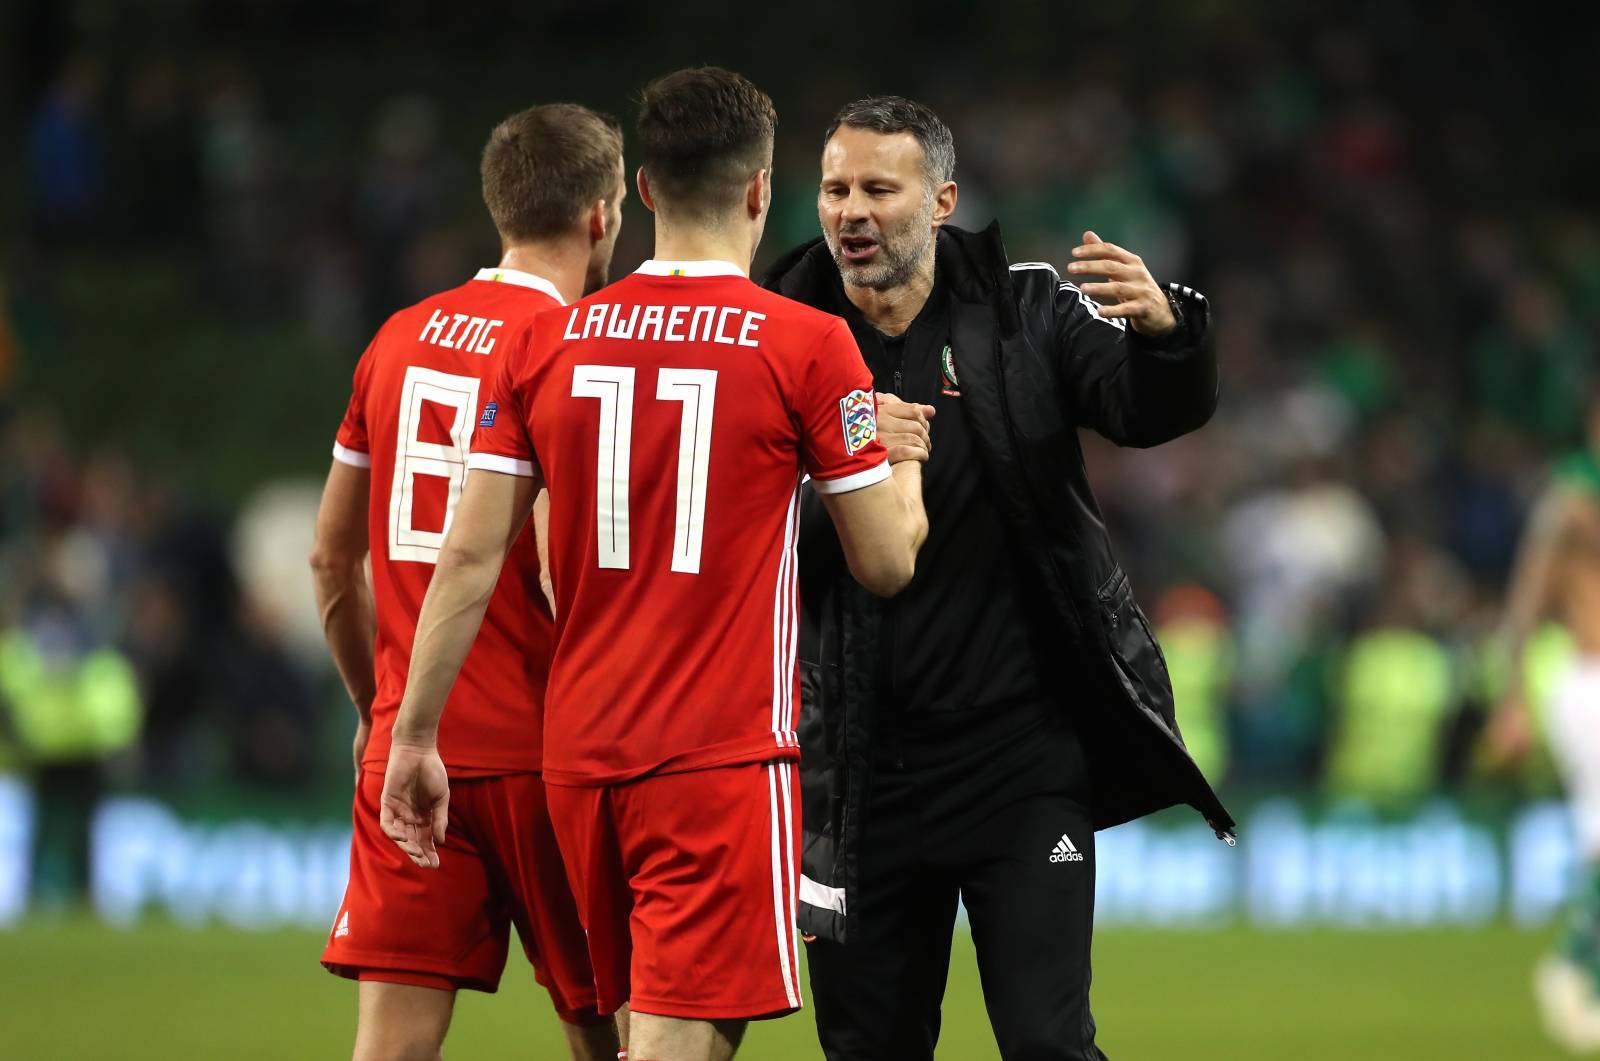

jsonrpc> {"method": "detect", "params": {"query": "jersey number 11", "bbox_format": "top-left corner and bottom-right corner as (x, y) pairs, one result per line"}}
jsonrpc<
(571, 364), (717, 575)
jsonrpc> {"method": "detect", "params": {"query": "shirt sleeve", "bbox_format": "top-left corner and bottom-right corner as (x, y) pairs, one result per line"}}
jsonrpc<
(331, 347), (373, 468)
(467, 324), (541, 480)
(795, 318), (891, 494)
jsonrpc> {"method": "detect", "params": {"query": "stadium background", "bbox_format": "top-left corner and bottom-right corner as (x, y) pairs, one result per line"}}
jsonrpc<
(4, 2), (1599, 1057)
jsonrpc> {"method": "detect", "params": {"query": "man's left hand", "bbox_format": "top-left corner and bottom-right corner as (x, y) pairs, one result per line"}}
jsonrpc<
(1067, 230), (1176, 337)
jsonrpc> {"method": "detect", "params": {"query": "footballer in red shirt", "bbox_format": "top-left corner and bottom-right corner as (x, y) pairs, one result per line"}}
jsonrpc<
(310, 104), (624, 1061)
(472, 262), (896, 785)
(380, 70), (929, 1061)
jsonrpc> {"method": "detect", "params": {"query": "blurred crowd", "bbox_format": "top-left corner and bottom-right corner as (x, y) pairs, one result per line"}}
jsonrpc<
(3, 6), (1597, 818)
(0, 409), (322, 788)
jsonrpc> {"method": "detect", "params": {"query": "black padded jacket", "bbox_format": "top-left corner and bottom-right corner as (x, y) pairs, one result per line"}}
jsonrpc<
(761, 222), (1235, 942)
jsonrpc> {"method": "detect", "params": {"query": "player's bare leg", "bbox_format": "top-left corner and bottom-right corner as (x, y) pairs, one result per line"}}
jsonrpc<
(1490, 415), (1600, 1051)
(626, 1014), (745, 1061)
(352, 981), (454, 1061)
(613, 1003), (630, 1056)
(1532, 662), (1600, 1051)
(561, 1014), (623, 1061)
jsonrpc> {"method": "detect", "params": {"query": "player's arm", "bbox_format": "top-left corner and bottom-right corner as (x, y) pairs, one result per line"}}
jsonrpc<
(800, 320), (931, 596)
(817, 461), (928, 597)
(309, 458), (377, 778)
(1055, 231), (1216, 448)
(392, 467), (535, 739)
(381, 467), (536, 867)
(1488, 485), (1571, 761)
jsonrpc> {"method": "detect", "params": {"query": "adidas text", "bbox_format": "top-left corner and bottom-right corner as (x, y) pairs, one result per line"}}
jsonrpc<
(1050, 834), (1084, 863)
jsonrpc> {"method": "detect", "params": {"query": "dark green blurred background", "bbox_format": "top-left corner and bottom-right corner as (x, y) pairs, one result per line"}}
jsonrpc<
(3, 2), (1599, 1057)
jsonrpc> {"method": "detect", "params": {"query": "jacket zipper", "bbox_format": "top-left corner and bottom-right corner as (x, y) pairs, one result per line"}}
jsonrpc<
(884, 343), (906, 764)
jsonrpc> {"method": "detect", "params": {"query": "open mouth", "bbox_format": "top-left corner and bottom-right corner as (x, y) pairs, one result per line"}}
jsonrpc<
(840, 235), (880, 263)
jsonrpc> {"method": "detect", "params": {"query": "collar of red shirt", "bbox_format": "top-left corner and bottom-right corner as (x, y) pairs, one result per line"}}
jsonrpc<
(472, 267), (566, 305)
(635, 259), (746, 278)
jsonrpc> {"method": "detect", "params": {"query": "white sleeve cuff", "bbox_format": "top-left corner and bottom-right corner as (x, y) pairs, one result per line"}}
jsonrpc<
(332, 442), (371, 468)
(810, 459), (891, 495)
(466, 452), (538, 478)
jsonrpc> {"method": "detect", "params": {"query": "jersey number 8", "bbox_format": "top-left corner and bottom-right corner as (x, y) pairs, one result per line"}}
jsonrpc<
(388, 366), (481, 563)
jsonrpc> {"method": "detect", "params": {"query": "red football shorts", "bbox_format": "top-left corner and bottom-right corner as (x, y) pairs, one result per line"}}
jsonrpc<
(545, 761), (803, 1020)
(322, 770), (601, 1024)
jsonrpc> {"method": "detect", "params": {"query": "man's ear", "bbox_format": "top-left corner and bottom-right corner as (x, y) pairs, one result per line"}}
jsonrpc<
(636, 166), (657, 214)
(746, 168), (769, 219)
(932, 180), (958, 228)
(587, 199), (608, 244)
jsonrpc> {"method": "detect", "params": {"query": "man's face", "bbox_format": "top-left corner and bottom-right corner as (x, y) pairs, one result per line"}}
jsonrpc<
(819, 127), (936, 290)
(584, 168), (627, 296)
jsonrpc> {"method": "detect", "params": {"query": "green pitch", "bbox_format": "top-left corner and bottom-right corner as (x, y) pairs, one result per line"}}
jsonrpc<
(0, 920), (1570, 1059)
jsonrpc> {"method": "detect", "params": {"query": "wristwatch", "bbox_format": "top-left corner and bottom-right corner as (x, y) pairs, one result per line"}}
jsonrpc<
(1141, 282), (1209, 351)
(1162, 289), (1186, 335)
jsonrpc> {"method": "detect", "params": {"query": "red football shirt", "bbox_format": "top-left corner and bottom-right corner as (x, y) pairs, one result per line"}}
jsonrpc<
(333, 267), (564, 774)
(470, 259), (890, 785)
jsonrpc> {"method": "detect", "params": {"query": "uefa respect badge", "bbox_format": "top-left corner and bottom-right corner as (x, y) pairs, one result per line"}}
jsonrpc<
(838, 388), (878, 455)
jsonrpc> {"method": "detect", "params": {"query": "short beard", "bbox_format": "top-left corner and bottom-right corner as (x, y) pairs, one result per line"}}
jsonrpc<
(829, 197), (936, 291)
(583, 254), (612, 297)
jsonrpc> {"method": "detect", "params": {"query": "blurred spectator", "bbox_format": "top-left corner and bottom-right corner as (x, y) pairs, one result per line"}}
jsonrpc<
(1155, 585), (1234, 785)
(201, 71), (283, 312)
(1473, 279), (1590, 447)
(220, 599), (317, 784)
(1326, 623), (1452, 803)
(0, 540), (143, 909)
(120, 59), (201, 247)
(1324, 538), (1465, 803)
(26, 56), (106, 244)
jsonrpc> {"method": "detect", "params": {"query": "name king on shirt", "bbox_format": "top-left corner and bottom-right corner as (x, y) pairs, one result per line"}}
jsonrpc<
(419, 308), (505, 355)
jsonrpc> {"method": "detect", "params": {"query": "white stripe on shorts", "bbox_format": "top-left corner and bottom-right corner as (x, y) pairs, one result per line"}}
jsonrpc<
(768, 763), (800, 1008)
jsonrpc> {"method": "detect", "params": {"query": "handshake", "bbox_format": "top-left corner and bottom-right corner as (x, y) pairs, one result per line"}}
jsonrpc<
(876, 392), (936, 464)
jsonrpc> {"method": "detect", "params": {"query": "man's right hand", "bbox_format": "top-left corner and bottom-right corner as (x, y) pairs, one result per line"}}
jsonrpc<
(380, 740), (450, 869)
(875, 392), (935, 464)
(351, 716), (372, 786)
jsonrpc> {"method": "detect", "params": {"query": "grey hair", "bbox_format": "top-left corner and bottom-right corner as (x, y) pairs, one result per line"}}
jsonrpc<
(824, 95), (955, 190)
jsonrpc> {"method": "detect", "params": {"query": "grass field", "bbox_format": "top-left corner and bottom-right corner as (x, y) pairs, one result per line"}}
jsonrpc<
(0, 920), (1573, 1059)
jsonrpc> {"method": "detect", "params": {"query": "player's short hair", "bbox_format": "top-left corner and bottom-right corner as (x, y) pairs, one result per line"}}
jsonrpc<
(825, 96), (956, 191)
(481, 103), (623, 243)
(637, 67), (776, 225)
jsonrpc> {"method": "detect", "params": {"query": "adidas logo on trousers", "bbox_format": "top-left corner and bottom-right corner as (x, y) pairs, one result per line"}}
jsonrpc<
(1050, 834), (1084, 863)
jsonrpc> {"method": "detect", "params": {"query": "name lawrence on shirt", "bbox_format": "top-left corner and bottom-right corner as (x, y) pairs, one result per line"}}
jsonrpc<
(563, 303), (767, 347)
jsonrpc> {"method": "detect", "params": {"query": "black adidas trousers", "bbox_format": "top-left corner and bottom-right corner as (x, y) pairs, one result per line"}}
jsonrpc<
(807, 703), (1109, 1061)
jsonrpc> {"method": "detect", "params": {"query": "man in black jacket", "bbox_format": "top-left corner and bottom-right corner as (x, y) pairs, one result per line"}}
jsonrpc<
(761, 97), (1234, 1061)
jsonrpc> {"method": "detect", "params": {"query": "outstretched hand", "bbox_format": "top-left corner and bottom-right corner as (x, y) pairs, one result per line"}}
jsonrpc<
(1067, 230), (1177, 337)
(379, 740), (450, 868)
